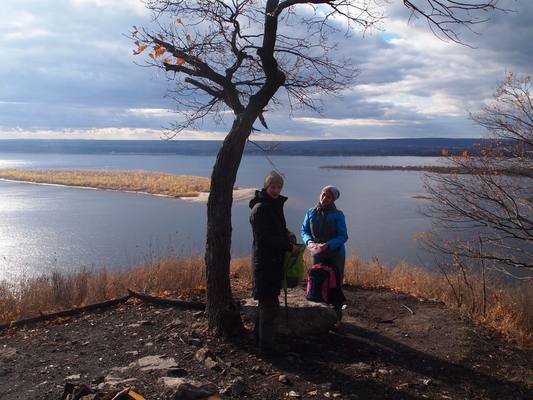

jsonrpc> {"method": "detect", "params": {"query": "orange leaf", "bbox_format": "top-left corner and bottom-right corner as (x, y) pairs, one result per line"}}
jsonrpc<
(154, 47), (166, 57)
(162, 57), (172, 64)
(133, 44), (148, 55)
(176, 57), (185, 65)
(185, 34), (192, 41)
(176, 18), (183, 24)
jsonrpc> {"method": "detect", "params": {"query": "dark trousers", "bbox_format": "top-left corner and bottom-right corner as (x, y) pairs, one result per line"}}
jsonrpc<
(313, 252), (346, 320)
(255, 296), (280, 349)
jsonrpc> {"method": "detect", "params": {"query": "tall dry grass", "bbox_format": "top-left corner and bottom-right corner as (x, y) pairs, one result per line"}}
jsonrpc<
(0, 169), (211, 197)
(343, 256), (532, 346)
(1, 255), (530, 346)
(0, 256), (254, 324)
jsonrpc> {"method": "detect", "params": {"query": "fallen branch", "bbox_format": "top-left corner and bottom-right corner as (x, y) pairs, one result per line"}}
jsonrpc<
(0, 295), (131, 332)
(127, 289), (206, 310)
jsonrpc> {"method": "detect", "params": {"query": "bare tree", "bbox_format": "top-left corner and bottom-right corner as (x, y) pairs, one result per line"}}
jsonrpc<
(424, 73), (533, 279)
(131, 0), (504, 335)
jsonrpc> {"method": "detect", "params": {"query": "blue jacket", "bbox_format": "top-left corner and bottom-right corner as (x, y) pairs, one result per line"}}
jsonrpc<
(301, 205), (348, 257)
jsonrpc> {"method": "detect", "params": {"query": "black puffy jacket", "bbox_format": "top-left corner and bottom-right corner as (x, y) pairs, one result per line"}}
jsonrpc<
(249, 189), (292, 300)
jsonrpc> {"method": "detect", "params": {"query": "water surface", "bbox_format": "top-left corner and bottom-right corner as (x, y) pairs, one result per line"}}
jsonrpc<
(0, 153), (439, 278)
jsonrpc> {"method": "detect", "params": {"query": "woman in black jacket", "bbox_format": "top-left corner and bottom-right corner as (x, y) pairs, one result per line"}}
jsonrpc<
(249, 171), (298, 352)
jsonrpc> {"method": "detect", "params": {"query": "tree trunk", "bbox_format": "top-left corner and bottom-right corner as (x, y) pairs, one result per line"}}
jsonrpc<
(205, 116), (252, 336)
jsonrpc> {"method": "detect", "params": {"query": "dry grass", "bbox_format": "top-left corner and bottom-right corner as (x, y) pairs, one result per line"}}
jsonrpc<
(1, 254), (530, 347)
(343, 256), (533, 346)
(0, 169), (211, 197)
(0, 256), (253, 324)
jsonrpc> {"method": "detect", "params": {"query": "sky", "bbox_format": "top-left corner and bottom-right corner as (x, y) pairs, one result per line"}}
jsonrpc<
(0, 0), (531, 141)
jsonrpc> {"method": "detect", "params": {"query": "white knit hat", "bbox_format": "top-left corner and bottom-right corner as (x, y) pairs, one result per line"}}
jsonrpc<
(322, 185), (340, 200)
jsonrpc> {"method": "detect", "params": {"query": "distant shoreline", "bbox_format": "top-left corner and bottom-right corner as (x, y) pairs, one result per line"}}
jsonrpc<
(0, 138), (487, 157)
(320, 164), (531, 177)
(0, 169), (259, 202)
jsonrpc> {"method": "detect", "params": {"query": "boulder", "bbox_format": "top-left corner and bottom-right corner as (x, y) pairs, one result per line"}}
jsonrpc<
(241, 288), (337, 336)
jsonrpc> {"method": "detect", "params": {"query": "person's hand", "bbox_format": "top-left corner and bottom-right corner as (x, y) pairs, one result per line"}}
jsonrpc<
(291, 244), (300, 256)
(316, 243), (328, 254)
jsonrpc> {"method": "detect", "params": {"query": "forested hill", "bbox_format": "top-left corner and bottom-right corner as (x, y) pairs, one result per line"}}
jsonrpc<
(0, 138), (484, 156)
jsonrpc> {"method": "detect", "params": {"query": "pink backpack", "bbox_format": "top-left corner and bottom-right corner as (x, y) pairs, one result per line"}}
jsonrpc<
(306, 264), (337, 303)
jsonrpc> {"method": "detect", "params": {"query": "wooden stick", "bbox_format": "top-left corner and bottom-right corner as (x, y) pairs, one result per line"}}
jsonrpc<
(401, 304), (414, 315)
(0, 295), (131, 332)
(127, 289), (206, 310)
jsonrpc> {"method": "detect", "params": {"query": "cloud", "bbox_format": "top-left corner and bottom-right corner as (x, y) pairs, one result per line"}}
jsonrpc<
(293, 117), (413, 127)
(0, 0), (531, 139)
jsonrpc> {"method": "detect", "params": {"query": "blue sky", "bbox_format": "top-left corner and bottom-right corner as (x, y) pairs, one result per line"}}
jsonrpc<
(0, 0), (531, 140)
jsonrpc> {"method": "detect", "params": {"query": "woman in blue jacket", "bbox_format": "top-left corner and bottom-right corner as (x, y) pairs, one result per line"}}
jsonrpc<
(301, 185), (348, 320)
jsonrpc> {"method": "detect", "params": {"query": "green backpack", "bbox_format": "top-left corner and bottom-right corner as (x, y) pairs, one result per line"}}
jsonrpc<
(282, 244), (306, 289)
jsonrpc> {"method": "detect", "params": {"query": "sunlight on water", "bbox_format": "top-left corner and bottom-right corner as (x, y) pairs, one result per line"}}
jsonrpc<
(0, 159), (31, 168)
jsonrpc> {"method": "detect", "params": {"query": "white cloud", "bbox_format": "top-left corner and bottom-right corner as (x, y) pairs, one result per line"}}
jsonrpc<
(72, 0), (148, 15)
(293, 117), (413, 127)
(127, 108), (174, 118)
(0, 0), (530, 140)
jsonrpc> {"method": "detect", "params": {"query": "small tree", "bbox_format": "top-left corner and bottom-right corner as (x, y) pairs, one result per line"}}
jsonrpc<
(424, 73), (533, 279)
(132, 0), (503, 335)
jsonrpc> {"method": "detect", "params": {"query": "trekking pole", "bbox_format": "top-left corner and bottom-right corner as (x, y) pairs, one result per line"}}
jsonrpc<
(284, 286), (289, 328)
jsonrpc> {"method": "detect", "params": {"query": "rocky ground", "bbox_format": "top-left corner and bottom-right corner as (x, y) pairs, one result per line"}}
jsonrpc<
(1, 286), (531, 400)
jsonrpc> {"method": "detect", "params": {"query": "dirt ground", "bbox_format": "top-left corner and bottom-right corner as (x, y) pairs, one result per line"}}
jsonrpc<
(1, 286), (531, 400)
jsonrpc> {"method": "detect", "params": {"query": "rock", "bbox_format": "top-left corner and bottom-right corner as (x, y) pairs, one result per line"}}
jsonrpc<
(110, 366), (130, 374)
(395, 383), (410, 390)
(308, 390), (318, 396)
(203, 357), (219, 370)
(65, 374), (81, 381)
(231, 377), (246, 395)
(287, 390), (301, 397)
(332, 394), (342, 398)
(102, 376), (137, 388)
(160, 377), (202, 389)
(278, 375), (291, 385)
(377, 368), (393, 375)
(194, 347), (211, 363)
(131, 355), (178, 371)
(352, 362), (372, 373)
(173, 382), (218, 400)
(242, 288), (337, 336)
(251, 365), (265, 374)
(125, 350), (139, 357)
(187, 338), (203, 347)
